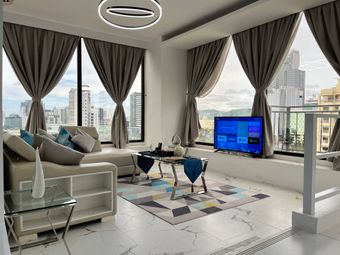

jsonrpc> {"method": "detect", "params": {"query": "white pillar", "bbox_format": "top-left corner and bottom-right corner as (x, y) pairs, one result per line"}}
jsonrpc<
(1, 2), (11, 254)
(303, 113), (317, 215)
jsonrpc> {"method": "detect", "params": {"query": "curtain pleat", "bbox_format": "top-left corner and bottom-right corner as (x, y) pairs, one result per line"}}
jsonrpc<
(3, 23), (80, 133)
(183, 37), (232, 146)
(305, 1), (340, 170)
(233, 13), (301, 157)
(84, 38), (145, 148)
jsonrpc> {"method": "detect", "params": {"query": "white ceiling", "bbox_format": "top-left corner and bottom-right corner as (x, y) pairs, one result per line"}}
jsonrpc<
(3, 0), (336, 50)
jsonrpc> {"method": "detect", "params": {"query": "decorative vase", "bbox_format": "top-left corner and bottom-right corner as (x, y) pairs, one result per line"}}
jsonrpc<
(174, 145), (185, 157)
(32, 148), (45, 199)
(172, 134), (181, 146)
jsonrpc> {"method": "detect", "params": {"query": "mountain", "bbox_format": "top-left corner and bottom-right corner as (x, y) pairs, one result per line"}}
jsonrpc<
(199, 108), (252, 120)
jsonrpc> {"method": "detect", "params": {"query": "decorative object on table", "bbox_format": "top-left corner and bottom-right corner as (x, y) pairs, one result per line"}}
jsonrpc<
(137, 156), (155, 174)
(98, 0), (162, 30)
(118, 172), (270, 225)
(172, 134), (181, 146)
(32, 148), (45, 198)
(172, 134), (185, 156)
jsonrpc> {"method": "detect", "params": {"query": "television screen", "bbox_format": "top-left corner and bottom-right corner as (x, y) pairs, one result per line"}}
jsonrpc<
(214, 116), (263, 156)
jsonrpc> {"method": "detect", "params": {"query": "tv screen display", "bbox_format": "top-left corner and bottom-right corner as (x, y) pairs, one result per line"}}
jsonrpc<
(214, 116), (263, 156)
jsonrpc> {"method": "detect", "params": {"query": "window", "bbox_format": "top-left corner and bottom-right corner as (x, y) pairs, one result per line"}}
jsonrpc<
(268, 14), (339, 153)
(3, 50), (78, 135)
(196, 41), (254, 143)
(3, 51), (31, 135)
(3, 38), (144, 143)
(44, 52), (78, 134)
(81, 39), (143, 142)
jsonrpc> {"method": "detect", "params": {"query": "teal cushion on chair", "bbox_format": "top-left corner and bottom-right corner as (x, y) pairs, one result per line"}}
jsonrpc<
(56, 127), (76, 149)
(20, 129), (34, 146)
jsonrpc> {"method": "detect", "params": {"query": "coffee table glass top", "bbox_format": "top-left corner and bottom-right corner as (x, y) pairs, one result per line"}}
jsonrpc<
(4, 185), (76, 216)
(133, 151), (208, 164)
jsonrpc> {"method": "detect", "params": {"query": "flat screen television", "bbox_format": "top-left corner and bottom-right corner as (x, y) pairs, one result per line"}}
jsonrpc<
(214, 116), (263, 156)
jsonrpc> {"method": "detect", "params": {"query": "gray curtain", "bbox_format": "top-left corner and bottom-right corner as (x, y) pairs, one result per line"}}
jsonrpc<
(233, 13), (300, 157)
(84, 38), (145, 148)
(305, 1), (340, 169)
(183, 37), (231, 146)
(3, 23), (80, 133)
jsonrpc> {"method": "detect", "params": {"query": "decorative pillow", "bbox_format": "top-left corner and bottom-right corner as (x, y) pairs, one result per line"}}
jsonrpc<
(71, 129), (96, 153)
(39, 139), (84, 165)
(3, 132), (36, 161)
(38, 128), (56, 141)
(20, 129), (34, 146)
(33, 134), (53, 149)
(56, 127), (76, 149)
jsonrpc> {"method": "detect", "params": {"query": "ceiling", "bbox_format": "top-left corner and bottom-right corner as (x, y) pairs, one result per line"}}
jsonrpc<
(3, 0), (336, 50)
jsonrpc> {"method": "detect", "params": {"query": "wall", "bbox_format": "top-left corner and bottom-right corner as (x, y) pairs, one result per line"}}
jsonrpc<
(161, 46), (187, 145)
(142, 40), (187, 149)
(189, 147), (340, 194)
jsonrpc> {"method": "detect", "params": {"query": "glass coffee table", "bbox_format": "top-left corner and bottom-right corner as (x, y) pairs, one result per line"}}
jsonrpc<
(4, 185), (76, 255)
(130, 151), (209, 200)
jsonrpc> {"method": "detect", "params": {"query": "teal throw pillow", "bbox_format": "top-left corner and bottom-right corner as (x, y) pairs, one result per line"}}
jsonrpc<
(56, 127), (76, 149)
(20, 129), (34, 146)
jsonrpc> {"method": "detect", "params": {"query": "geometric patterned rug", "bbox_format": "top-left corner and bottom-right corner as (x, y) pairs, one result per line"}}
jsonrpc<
(117, 172), (270, 225)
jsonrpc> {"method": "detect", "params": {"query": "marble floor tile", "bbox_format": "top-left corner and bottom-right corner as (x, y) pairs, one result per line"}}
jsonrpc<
(10, 169), (304, 255)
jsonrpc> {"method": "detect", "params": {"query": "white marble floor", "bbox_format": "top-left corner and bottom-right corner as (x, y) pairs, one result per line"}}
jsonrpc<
(12, 168), (304, 255)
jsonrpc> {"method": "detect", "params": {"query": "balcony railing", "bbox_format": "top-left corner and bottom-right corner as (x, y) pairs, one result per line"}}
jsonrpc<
(271, 104), (340, 154)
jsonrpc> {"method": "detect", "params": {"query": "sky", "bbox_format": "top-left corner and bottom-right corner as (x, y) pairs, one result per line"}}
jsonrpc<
(2, 40), (142, 117)
(2, 15), (339, 116)
(197, 14), (339, 112)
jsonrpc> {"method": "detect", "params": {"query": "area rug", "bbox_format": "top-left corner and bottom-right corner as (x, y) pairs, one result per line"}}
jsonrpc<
(117, 173), (270, 225)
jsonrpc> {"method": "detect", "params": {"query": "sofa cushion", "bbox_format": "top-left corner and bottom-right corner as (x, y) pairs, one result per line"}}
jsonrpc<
(39, 139), (84, 165)
(56, 127), (76, 149)
(81, 146), (135, 167)
(62, 126), (102, 152)
(71, 129), (96, 153)
(3, 132), (36, 161)
(20, 129), (34, 146)
(38, 128), (56, 141)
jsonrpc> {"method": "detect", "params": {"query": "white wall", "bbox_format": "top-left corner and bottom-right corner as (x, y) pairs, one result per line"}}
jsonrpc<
(189, 147), (340, 194)
(142, 40), (187, 149)
(160, 46), (187, 145)
(1, 1), (11, 253)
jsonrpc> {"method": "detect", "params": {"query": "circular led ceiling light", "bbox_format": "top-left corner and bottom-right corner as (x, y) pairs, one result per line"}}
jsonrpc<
(98, 0), (162, 30)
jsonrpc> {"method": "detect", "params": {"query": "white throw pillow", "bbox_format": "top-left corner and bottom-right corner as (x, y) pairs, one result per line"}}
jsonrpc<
(71, 128), (96, 153)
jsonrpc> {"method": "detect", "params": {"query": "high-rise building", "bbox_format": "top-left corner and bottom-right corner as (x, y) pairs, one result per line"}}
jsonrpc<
(268, 50), (306, 146)
(20, 100), (32, 129)
(4, 114), (22, 130)
(316, 80), (340, 152)
(130, 92), (142, 128)
(82, 85), (91, 126)
(268, 50), (306, 106)
(68, 88), (77, 125)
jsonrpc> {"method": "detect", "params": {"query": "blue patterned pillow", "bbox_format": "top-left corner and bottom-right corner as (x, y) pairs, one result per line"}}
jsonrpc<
(56, 127), (76, 149)
(20, 129), (34, 146)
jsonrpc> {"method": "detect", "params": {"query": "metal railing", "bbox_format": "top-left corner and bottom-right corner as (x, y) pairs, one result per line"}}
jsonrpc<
(271, 104), (340, 154)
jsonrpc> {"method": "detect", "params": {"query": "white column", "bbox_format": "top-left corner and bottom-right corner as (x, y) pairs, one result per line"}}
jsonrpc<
(1, 2), (11, 254)
(303, 113), (317, 215)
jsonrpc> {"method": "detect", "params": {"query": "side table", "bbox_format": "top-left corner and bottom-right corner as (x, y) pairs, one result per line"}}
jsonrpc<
(4, 185), (76, 255)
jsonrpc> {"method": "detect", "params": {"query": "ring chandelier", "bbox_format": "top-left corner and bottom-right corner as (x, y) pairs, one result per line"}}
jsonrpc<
(98, 0), (162, 30)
